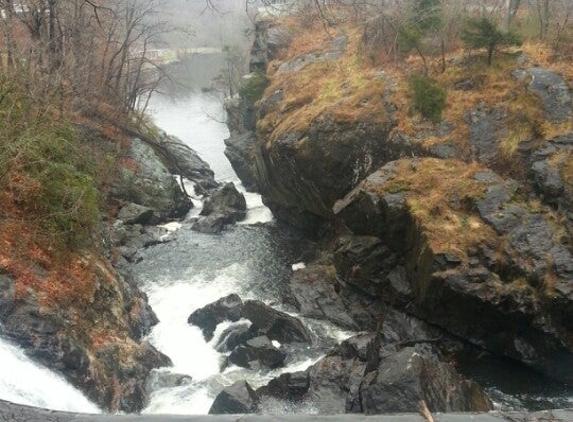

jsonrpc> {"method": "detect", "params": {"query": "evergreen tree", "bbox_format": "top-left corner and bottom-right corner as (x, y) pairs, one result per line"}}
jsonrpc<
(461, 17), (522, 66)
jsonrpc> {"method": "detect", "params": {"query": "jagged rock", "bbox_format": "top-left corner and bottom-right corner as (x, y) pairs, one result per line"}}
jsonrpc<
(360, 346), (492, 414)
(302, 334), (383, 413)
(466, 107), (506, 164)
(188, 294), (244, 341)
(224, 132), (257, 191)
(527, 133), (573, 231)
(214, 321), (255, 353)
(192, 183), (247, 233)
(113, 138), (192, 222)
(146, 370), (192, 391)
(209, 381), (259, 414)
(525, 68), (572, 122)
(335, 158), (573, 383)
(159, 135), (218, 192)
(334, 235), (411, 307)
(256, 371), (310, 400)
(243, 300), (312, 344)
(287, 264), (358, 330)
(531, 161), (565, 199)
(117, 203), (156, 225)
(228, 335), (286, 370)
(0, 258), (170, 413)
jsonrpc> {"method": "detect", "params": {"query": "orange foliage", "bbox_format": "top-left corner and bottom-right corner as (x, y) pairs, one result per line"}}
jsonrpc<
(0, 189), (99, 308)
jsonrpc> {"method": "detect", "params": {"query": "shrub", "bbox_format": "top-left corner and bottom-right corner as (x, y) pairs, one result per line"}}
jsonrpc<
(461, 17), (522, 66)
(239, 70), (269, 104)
(2, 125), (100, 247)
(410, 74), (447, 122)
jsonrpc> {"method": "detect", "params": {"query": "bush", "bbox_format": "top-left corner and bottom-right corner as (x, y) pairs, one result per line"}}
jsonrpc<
(410, 74), (447, 122)
(2, 125), (100, 247)
(239, 70), (269, 104)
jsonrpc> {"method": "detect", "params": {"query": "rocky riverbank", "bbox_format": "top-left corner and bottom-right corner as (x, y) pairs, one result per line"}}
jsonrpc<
(0, 125), (219, 412)
(221, 8), (573, 412)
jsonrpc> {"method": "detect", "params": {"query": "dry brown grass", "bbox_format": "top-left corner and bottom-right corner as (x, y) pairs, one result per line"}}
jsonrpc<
(263, 9), (572, 163)
(374, 158), (496, 260)
(260, 23), (390, 145)
(549, 149), (573, 188)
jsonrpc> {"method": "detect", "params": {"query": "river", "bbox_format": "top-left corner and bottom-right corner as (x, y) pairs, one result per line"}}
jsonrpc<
(0, 54), (572, 416)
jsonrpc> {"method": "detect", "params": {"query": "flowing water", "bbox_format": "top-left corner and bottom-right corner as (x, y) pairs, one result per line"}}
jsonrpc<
(138, 78), (352, 415)
(0, 338), (99, 412)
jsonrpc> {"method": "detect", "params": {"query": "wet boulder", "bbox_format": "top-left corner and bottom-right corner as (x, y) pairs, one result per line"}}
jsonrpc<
(257, 370), (310, 400)
(113, 137), (192, 222)
(192, 183), (247, 233)
(224, 131), (258, 191)
(187, 294), (244, 341)
(243, 300), (312, 344)
(360, 346), (492, 414)
(159, 135), (218, 192)
(209, 381), (259, 414)
(288, 264), (358, 330)
(228, 335), (287, 370)
(214, 321), (255, 353)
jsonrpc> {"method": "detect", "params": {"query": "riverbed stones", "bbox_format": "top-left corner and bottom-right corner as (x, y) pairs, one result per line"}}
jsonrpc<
(209, 381), (259, 414)
(192, 182), (247, 234)
(242, 300), (312, 344)
(228, 335), (287, 370)
(187, 294), (244, 341)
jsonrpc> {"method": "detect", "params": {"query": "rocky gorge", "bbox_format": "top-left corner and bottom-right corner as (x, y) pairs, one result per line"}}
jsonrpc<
(218, 8), (573, 415)
(1, 5), (572, 419)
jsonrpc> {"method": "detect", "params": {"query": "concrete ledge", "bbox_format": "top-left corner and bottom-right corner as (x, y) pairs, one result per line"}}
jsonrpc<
(0, 400), (571, 422)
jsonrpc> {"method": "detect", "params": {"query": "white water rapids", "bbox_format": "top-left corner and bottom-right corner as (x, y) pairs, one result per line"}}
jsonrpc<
(0, 338), (99, 412)
(138, 91), (352, 415)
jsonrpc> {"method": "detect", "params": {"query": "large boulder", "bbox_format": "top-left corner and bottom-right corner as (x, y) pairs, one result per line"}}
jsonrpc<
(187, 294), (244, 341)
(209, 381), (259, 414)
(259, 333), (490, 414)
(228, 335), (287, 370)
(334, 158), (573, 383)
(159, 135), (218, 192)
(113, 137), (192, 222)
(192, 183), (247, 234)
(242, 300), (312, 344)
(224, 131), (258, 191)
(360, 346), (492, 414)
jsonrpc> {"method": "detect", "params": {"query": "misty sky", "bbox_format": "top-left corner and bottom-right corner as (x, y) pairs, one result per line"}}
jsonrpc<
(158, 0), (259, 48)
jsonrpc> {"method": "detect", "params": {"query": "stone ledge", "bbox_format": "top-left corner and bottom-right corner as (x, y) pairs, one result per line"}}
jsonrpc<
(0, 400), (571, 422)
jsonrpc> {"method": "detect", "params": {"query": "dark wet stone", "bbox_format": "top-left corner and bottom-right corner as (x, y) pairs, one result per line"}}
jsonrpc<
(188, 294), (244, 341)
(209, 381), (259, 414)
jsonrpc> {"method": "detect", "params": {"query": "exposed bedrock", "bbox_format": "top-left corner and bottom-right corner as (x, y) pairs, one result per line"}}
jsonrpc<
(333, 158), (573, 383)
(232, 333), (492, 415)
(0, 263), (170, 413)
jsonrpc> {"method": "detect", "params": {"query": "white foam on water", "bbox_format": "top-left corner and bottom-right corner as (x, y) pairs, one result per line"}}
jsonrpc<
(0, 338), (99, 413)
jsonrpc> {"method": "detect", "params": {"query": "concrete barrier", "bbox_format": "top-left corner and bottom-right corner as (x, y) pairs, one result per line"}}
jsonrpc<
(0, 400), (571, 422)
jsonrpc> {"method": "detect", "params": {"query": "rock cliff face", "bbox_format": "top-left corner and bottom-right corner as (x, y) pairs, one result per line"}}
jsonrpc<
(226, 13), (573, 387)
(0, 256), (170, 412)
(0, 126), (212, 412)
